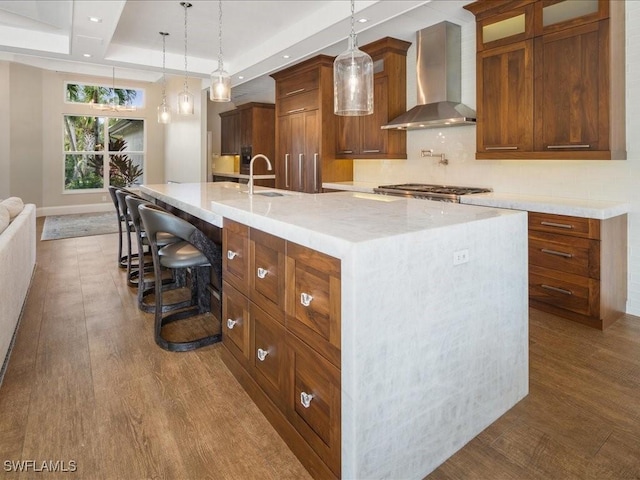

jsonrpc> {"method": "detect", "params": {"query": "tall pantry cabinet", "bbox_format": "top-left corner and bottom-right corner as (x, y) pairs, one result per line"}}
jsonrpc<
(271, 56), (353, 193)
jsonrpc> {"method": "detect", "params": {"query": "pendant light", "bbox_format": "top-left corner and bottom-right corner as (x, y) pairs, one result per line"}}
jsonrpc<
(158, 32), (171, 124)
(92, 67), (136, 112)
(210, 0), (231, 102)
(178, 2), (194, 115)
(333, 0), (373, 116)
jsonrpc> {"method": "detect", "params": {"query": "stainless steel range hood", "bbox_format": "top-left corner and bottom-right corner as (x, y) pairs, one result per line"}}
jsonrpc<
(382, 21), (476, 130)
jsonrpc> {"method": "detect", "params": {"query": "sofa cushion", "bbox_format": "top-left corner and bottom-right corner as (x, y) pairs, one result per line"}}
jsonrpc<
(0, 197), (24, 219)
(0, 204), (9, 234)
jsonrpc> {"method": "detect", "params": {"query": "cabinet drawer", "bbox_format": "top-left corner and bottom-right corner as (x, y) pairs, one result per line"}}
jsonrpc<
(529, 231), (599, 278)
(251, 303), (286, 410)
(286, 334), (341, 477)
(250, 229), (286, 321)
(529, 265), (597, 317)
(278, 89), (319, 116)
(276, 69), (319, 98)
(223, 219), (250, 295)
(528, 212), (600, 239)
(286, 242), (341, 368)
(222, 282), (250, 365)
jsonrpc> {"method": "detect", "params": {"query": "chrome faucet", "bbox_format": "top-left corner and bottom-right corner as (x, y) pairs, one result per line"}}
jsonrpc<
(248, 154), (273, 195)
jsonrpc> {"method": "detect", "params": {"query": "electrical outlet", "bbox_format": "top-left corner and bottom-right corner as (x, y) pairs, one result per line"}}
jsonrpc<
(102, 195), (107, 202)
(453, 249), (469, 265)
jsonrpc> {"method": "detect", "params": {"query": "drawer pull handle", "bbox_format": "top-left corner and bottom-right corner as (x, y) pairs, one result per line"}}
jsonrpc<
(486, 146), (518, 150)
(540, 221), (573, 230)
(362, 149), (381, 153)
(300, 292), (313, 307)
(227, 250), (238, 260)
(285, 88), (305, 96)
(287, 107), (306, 114)
(300, 392), (314, 408)
(541, 284), (573, 296)
(226, 318), (237, 329)
(547, 144), (590, 149)
(541, 248), (573, 259)
(339, 150), (353, 154)
(257, 267), (268, 279)
(257, 348), (269, 361)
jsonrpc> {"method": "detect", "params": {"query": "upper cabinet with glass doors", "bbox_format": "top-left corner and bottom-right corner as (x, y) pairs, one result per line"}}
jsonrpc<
(464, 0), (625, 160)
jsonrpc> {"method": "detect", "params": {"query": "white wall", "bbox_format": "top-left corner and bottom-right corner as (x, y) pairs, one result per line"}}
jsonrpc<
(0, 62), (10, 199)
(163, 76), (204, 183)
(354, 4), (640, 315)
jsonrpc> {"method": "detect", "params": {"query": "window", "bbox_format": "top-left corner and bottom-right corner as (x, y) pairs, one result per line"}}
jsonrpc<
(65, 82), (145, 108)
(64, 116), (145, 191)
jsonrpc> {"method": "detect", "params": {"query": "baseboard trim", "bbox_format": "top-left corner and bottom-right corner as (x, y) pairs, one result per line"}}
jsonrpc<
(36, 203), (113, 217)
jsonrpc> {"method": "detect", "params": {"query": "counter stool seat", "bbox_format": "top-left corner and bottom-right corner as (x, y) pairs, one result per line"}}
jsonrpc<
(139, 204), (222, 352)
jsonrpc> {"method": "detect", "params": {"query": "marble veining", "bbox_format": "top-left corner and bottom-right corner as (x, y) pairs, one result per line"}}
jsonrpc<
(460, 192), (629, 219)
(140, 182), (529, 479)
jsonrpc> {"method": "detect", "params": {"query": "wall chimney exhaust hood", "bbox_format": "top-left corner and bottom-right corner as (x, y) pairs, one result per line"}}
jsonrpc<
(382, 21), (476, 130)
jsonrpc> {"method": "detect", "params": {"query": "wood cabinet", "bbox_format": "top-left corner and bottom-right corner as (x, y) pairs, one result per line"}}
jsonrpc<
(271, 56), (352, 193)
(220, 218), (342, 478)
(219, 103), (275, 175)
(464, 0), (625, 160)
(335, 37), (411, 160)
(528, 211), (627, 329)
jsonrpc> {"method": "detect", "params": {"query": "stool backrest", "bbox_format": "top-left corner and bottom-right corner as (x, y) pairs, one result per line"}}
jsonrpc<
(138, 204), (196, 244)
(125, 195), (154, 234)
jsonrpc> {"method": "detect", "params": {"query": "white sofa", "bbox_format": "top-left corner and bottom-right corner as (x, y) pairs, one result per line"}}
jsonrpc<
(0, 203), (36, 384)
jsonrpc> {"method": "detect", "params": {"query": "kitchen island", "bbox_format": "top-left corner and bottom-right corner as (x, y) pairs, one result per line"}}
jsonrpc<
(140, 181), (529, 479)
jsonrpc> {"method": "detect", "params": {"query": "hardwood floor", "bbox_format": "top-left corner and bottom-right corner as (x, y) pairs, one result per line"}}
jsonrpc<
(1, 219), (639, 479)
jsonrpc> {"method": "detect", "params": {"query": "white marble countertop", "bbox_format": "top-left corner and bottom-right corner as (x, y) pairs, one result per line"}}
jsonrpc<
(460, 192), (629, 220)
(212, 171), (275, 180)
(140, 182), (522, 259)
(322, 181), (378, 193)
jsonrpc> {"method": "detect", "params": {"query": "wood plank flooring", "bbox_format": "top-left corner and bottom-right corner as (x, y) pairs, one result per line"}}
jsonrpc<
(1, 218), (639, 479)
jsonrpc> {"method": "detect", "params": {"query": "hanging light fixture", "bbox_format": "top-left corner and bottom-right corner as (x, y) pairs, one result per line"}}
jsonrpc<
(210, 0), (231, 102)
(92, 67), (136, 112)
(158, 32), (171, 124)
(333, 0), (373, 116)
(177, 2), (194, 115)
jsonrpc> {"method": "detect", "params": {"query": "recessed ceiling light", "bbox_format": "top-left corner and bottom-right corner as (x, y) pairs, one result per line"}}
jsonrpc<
(88, 16), (102, 23)
(238, 75), (244, 80)
(83, 53), (92, 58)
(283, 54), (290, 59)
(357, 18), (368, 23)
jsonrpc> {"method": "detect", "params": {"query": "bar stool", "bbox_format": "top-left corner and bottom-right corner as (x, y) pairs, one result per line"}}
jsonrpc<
(108, 186), (129, 269)
(138, 204), (222, 352)
(115, 188), (147, 288)
(125, 195), (185, 313)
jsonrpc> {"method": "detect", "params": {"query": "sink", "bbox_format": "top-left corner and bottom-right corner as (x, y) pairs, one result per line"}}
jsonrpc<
(254, 191), (284, 197)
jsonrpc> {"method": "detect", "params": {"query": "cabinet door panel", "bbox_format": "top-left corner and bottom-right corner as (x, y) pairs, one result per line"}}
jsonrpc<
(335, 115), (359, 156)
(250, 229), (286, 320)
(286, 334), (341, 477)
(478, 40), (533, 152)
(290, 113), (306, 192)
(276, 115), (291, 190)
(222, 282), (250, 365)
(223, 219), (250, 295)
(360, 76), (388, 155)
(250, 303), (286, 409)
(303, 110), (320, 193)
(534, 22), (606, 152)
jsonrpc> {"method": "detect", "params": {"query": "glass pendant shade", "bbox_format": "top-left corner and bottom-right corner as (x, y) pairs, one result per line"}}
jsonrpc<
(210, 0), (231, 102)
(178, 89), (194, 115)
(158, 102), (171, 124)
(210, 67), (231, 102)
(334, 34), (374, 116)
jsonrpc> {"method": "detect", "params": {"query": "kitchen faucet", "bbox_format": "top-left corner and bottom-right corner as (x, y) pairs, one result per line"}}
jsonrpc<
(421, 149), (449, 165)
(248, 154), (273, 195)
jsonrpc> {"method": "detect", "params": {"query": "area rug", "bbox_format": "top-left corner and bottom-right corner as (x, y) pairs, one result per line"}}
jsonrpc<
(41, 212), (119, 240)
